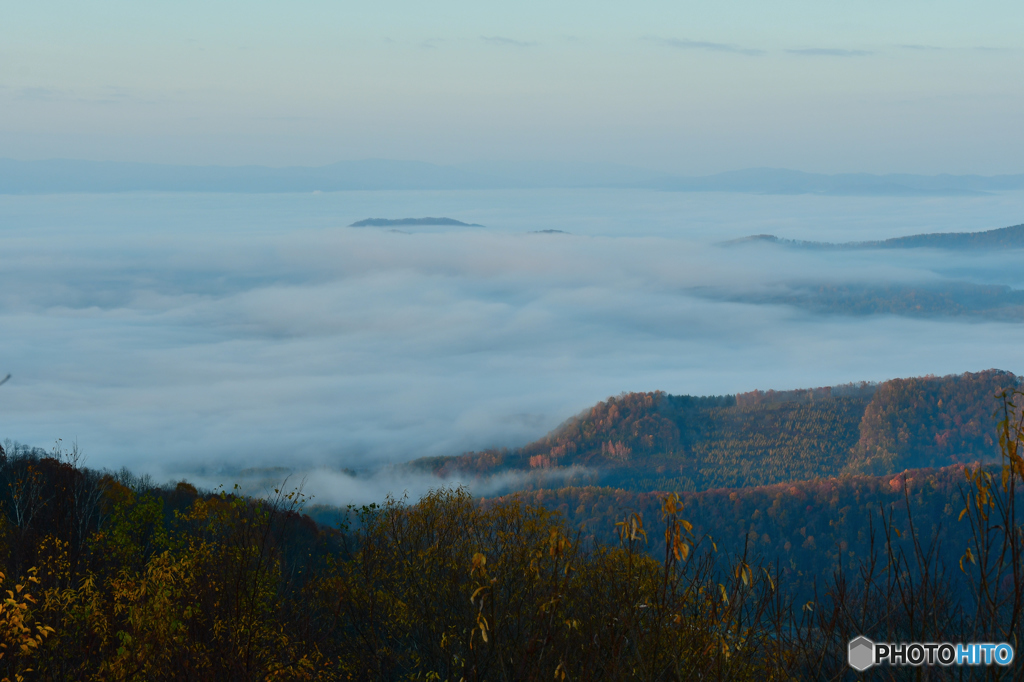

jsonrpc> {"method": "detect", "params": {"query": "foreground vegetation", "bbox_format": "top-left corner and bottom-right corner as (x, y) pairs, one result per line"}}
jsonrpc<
(0, 389), (1022, 680)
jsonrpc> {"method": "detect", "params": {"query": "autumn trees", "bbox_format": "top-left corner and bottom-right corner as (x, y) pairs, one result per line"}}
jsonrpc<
(416, 371), (1021, 497)
(0, 378), (1021, 679)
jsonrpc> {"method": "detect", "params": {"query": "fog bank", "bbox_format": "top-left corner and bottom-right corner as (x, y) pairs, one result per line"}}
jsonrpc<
(1, 189), (1022, 496)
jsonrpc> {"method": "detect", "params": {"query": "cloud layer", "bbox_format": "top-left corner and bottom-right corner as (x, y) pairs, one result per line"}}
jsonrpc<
(646, 37), (765, 56)
(1, 188), (1022, 501)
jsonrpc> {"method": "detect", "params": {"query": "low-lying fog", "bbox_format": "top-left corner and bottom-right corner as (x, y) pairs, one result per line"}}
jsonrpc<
(2, 189), (1022, 503)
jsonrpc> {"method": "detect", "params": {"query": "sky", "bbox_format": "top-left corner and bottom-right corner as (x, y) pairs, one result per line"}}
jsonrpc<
(2, 1), (1023, 174)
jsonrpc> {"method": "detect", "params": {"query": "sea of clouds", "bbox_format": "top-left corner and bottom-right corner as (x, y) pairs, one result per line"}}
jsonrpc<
(1, 188), (1022, 504)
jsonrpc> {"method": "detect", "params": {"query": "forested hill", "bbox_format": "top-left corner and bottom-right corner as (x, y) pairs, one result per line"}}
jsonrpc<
(725, 222), (1024, 250)
(491, 463), (976, 600)
(412, 369), (1020, 492)
(349, 217), (484, 227)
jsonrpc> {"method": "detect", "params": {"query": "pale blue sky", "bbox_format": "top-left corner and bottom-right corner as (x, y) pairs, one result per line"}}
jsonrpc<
(2, 0), (1022, 173)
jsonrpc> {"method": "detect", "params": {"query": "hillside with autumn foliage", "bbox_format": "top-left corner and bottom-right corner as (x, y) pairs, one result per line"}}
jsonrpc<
(490, 464), (974, 602)
(411, 369), (1019, 494)
(0, 387), (1023, 680)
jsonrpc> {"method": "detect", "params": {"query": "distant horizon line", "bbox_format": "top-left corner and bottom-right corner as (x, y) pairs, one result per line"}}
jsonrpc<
(2, 157), (1023, 196)
(2, 156), (1023, 179)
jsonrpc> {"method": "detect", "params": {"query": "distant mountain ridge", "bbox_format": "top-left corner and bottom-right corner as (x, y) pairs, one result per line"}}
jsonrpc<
(664, 167), (1024, 195)
(2, 158), (1023, 195)
(725, 222), (1024, 250)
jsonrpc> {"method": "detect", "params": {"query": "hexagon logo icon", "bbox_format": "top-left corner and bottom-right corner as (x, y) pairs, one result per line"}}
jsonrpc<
(848, 636), (875, 671)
